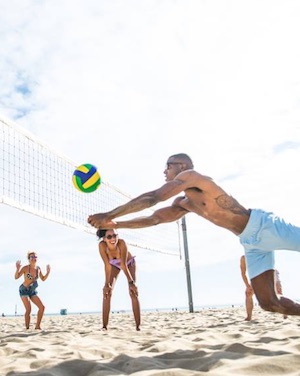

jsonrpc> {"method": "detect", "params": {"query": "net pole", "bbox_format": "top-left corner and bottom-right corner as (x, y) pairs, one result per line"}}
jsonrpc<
(181, 215), (194, 313)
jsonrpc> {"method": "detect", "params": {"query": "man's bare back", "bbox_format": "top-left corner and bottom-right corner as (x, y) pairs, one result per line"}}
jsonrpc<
(176, 175), (251, 235)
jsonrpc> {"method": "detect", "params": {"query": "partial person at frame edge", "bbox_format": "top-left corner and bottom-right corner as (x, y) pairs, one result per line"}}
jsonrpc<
(240, 255), (288, 321)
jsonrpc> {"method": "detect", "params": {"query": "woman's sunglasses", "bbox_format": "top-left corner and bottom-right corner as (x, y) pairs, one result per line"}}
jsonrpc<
(106, 234), (118, 240)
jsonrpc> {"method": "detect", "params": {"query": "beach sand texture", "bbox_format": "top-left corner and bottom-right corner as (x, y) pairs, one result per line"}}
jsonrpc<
(1, 307), (300, 376)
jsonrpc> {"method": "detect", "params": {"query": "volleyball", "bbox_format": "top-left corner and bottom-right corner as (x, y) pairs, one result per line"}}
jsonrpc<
(72, 163), (101, 193)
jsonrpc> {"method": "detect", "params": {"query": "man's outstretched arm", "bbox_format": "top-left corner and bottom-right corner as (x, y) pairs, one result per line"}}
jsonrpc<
(90, 204), (189, 230)
(88, 175), (193, 228)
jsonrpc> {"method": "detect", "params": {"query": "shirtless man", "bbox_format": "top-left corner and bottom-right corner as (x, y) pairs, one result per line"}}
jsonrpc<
(88, 153), (300, 316)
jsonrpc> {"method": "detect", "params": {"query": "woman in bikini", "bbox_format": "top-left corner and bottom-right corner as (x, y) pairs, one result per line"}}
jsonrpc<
(15, 251), (51, 330)
(97, 229), (141, 330)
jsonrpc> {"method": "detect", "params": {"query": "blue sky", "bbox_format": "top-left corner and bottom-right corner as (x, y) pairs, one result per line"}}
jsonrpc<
(1, 0), (300, 316)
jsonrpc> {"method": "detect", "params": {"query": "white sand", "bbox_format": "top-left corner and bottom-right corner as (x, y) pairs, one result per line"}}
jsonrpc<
(1, 307), (300, 375)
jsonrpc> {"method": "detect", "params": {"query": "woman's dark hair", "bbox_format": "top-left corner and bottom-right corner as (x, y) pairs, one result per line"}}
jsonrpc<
(96, 229), (107, 240)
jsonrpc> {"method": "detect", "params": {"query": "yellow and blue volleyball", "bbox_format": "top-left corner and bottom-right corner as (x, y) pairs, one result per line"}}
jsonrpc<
(72, 163), (101, 193)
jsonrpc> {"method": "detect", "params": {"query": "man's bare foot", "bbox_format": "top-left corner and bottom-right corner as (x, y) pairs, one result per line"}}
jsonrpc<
(102, 326), (107, 330)
(245, 317), (251, 321)
(136, 326), (141, 331)
(35, 327), (41, 330)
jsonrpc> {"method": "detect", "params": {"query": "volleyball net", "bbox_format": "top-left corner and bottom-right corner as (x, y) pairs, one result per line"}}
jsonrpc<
(0, 115), (181, 256)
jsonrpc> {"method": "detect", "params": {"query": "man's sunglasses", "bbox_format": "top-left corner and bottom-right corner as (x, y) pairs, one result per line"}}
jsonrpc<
(165, 162), (182, 170)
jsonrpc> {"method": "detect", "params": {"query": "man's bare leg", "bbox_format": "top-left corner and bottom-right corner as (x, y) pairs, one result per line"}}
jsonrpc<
(251, 270), (300, 315)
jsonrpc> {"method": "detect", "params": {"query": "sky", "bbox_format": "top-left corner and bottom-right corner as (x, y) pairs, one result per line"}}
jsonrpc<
(1, 0), (300, 317)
